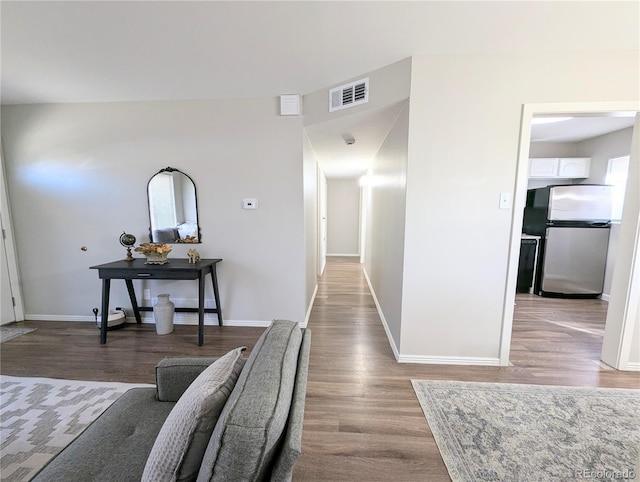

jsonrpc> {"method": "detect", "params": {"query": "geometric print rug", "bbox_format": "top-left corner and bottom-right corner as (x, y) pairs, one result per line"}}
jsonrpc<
(412, 380), (640, 482)
(0, 326), (36, 344)
(0, 375), (152, 481)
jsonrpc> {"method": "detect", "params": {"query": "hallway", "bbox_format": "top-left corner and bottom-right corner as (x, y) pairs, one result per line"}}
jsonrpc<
(296, 255), (445, 480)
(294, 255), (640, 481)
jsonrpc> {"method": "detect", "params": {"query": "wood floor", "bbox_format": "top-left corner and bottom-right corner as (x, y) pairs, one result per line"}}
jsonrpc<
(1, 256), (638, 481)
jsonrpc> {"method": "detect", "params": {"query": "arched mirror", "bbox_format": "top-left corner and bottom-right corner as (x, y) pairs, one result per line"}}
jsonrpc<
(147, 167), (201, 243)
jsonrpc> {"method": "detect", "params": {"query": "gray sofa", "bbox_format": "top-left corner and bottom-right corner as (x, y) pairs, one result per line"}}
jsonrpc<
(32, 320), (311, 482)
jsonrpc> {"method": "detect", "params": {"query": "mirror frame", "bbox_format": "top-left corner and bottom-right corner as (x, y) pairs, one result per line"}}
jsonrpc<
(147, 166), (201, 244)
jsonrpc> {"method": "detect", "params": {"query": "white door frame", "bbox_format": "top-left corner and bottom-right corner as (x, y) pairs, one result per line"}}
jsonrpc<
(601, 113), (640, 370)
(317, 168), (327, 276)
(0, 145), (25, 323)
(499, 101), (640, 368)
(359, 175), (368, 264)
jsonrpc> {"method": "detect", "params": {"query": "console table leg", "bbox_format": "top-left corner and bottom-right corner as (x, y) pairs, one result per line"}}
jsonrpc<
(198, 273), (205, 346)
(100, 279), (110, 344)
(210, 265), (223, 326)
(125, 279), (142, 324)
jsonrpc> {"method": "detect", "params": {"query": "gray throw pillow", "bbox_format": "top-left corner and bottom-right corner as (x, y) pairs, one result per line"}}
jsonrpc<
(196, 320), (302, 482)
(142, 346), (246, 482)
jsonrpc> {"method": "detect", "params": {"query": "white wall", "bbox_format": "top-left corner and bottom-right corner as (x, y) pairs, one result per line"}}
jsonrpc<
(401, 51), (639, 363)
(1, 98), (307, 325)
(326, 178), (360, 256)
(302, 130), (319, 317)
(578, 127), (633, 185)
(364, 101), (410, 351)
(528, 142), (578, 159)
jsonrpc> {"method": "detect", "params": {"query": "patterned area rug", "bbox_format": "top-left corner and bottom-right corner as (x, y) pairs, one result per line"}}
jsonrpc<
(0, 326), (36, 344)
(412, 380), (640, 482)
(0, 375), (152, 481)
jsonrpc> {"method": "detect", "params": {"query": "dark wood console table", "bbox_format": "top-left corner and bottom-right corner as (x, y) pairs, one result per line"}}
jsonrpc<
(90, 258), (223, 346)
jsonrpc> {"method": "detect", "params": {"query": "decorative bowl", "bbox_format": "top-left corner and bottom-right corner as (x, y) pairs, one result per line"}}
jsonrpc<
(134, 243), (172, 264)
(143, 252), (169, 265)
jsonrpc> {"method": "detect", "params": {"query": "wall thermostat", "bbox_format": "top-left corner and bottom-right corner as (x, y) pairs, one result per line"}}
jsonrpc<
(242, 198), (258, 210)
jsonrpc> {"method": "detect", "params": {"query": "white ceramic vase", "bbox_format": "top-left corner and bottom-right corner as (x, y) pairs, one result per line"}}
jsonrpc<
(153, 294), (174, 335)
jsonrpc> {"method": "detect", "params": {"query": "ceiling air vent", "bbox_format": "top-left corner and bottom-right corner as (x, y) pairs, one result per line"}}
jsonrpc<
(329, 78), (369, 112)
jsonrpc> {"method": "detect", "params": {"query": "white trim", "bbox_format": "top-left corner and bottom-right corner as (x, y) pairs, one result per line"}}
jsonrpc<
(303, 283), (318, 329)
(26, 294), (292, 328)
(625, 362), (640, 371)
(398, 355), (501, 366)
(498, 105), (532, 366)
(615, 200), (640, 370)
(326, 253), (360, 257)
(25, 314), (272, 327)
(26, 315), (97, 323)
(317, 166), (327, 277)
(359, 180), (368, 264)
(0, 144), (25, 322)
(363, 266), (499, 366)
(363, 267), (400, 362)
(601, 293), (611, 302)
(500, 101), (640, 367)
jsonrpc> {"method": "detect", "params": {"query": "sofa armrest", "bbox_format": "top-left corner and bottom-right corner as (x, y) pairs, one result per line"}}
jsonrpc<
(270, 328), (311, 481)
(155, 357), (220, 401)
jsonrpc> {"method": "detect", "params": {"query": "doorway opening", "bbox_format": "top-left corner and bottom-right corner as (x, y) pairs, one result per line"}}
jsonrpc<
(501, 102), (639, 370)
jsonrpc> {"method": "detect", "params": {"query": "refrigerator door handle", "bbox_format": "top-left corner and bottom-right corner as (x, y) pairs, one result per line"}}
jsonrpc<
(547, 220), (610, 228)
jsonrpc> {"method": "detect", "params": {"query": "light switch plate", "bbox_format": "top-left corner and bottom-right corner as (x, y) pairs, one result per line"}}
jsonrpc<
(242, 198), (258, 210)
(499, 192), (512, 210)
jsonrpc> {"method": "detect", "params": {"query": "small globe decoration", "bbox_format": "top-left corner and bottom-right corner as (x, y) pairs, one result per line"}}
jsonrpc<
(119, 232), (137, 261)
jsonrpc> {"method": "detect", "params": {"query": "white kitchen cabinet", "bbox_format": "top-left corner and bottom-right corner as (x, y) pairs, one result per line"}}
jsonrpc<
(557, 157), (590, 178)
(529, 158), (559, 178)
(528, 158), (590, 179)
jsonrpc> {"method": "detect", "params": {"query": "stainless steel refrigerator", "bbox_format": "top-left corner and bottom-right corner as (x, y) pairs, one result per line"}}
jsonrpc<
(523, 184), (613, 298)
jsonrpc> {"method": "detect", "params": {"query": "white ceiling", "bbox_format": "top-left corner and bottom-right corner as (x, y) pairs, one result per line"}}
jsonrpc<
(530, 115), (637, 143)
(2, 1), (638, 177)
(308, 111), (638, 178)
(305, 102), (408, 178)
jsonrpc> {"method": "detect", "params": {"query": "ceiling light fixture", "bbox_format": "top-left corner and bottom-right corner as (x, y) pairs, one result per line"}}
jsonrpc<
(345, 138), (356, 146)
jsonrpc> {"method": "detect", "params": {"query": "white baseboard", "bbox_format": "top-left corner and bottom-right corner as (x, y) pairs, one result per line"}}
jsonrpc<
(398, 354), (502, 366)
(137, 316), (271, 328)
(623, 361), (640, 371)
(26, 314), (93, 323)
(362, 268), (400, 362)
(362, 269), (502, 367)
(303, 284), (318, 329)
(27, 297), (275, 327)
(600, 293), (611, 302)
(598, 359), (640, 371)
(25, 313), (272, 327)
